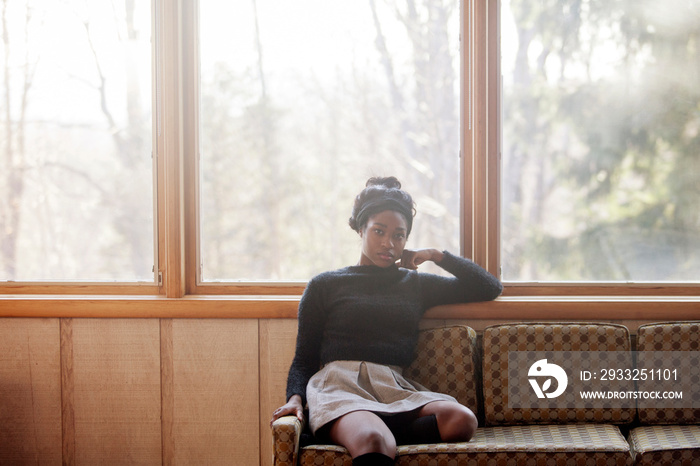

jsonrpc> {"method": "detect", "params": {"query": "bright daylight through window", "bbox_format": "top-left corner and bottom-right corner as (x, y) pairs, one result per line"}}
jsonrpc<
(198, 0), (461, 281)
(501, 0), (700, 282)
(0, 0), (154, 281)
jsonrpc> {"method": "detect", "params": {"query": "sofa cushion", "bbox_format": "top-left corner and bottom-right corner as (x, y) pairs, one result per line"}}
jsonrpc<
(395, 424), (632, 465)
(629, 425), (700, 465)
(635, 321), (700, 425)
(299, 444), (351, 466)
(482, 323), (636, 425)
(404, 325), (479, 415)
(299, 424), (632, 466)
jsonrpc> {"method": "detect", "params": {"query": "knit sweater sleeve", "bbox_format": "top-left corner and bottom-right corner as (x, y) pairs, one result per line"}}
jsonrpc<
(419, 250), (502, 309)
(285, 275), (326, 406)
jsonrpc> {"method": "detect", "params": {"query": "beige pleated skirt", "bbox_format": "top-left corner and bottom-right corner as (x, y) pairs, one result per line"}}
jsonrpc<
(306, 360), (458, 434)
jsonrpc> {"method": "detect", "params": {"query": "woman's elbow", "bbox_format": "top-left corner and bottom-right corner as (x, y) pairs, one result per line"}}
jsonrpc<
(482, 279), (503, 301)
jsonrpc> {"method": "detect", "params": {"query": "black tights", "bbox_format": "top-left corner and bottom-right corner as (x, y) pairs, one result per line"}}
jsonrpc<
(352, 452), (394, 466)
(382, 413), (442, 445)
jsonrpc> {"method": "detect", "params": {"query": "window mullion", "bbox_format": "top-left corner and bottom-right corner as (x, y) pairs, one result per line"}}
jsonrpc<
(462, 0), (499, 277)
(156, 0), (186, 298)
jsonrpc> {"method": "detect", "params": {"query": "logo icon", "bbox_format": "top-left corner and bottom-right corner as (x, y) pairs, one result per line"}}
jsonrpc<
(528, 359), (568, 398)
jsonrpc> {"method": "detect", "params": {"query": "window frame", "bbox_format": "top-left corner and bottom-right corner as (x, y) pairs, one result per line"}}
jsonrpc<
(464, 0), (700, 299)
(1, 0), (699, 311)
(178, 0), (306, 297)
(0, 0), (163, 296)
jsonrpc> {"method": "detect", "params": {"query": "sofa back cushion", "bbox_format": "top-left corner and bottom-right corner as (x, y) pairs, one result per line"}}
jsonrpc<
(482, 322), (636, 426)
(404, 325), (480, 417)
(636, 321), (700, 425)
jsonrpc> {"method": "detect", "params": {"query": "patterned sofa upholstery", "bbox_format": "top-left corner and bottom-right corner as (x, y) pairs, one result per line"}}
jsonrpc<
(271, 322), (699, 466)
(628, 322), (700, 465)
(478, 323), (634, 465)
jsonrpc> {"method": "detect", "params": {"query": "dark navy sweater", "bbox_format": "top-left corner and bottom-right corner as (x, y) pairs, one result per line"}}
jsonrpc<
(286, 251), (502, 404)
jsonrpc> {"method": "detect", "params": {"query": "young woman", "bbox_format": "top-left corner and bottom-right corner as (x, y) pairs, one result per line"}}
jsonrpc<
(271, 177), (502, 466)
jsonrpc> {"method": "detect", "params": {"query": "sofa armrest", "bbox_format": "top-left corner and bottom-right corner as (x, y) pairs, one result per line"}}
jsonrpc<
(271, 415), (304, 466)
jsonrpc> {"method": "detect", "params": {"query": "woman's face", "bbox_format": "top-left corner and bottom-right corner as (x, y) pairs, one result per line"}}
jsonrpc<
(359, 210), (408, 267)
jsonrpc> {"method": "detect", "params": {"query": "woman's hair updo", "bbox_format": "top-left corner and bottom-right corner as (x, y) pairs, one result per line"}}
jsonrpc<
(349, 176), (416, 235)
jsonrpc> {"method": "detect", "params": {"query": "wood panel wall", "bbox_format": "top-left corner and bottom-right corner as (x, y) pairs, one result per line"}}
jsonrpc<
(0, 317), (298, 466)
(0, 316), (654, 465)
(0, 318), (62, 464)
(168, 319), (259, 464)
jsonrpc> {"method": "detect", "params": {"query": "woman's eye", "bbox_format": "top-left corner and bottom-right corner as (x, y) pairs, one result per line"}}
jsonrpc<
(374, 229), (384, 235)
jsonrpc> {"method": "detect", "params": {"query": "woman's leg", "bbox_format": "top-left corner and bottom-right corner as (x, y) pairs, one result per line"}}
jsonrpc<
(327, 410), (396, 460)
(416, 401), (478, 442)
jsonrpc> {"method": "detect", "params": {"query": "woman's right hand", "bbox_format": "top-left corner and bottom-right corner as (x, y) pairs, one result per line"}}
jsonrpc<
(270, 394), (304, 426)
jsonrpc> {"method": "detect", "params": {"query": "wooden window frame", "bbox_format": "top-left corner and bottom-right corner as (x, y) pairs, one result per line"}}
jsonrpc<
(1, 0), (698, 321)
(0, 0), (165, 297)
(463, 0), (700, 299)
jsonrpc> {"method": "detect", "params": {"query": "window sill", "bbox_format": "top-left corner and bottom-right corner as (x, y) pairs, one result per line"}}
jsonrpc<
(0, 295), (698, 320)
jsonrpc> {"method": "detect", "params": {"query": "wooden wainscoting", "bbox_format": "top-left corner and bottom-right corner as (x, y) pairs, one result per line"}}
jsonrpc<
(0, 317), (299, 466)
(0, 318), (62, 464)
(64, 318), (162, 463)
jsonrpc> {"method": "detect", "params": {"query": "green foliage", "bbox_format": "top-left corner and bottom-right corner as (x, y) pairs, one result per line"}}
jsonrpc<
(502, 0), (700, 281)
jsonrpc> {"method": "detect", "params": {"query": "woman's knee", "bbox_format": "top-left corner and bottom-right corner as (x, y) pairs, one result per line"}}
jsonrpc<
(356, 426), (396, 454)
(329, 412), (396, 457)
(438, 406), (478, 442)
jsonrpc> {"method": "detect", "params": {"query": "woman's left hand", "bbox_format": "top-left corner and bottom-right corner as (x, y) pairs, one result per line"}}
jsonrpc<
(270, 394), (304, 426)
(399, 249), (444, 269)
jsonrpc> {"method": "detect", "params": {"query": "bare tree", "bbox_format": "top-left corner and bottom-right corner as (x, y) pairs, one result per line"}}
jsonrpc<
(1, 1), (152, 280)
(369, 0), (460, 250)
(1, 1), (37, 279)
(75, 1), (152, 277)
(251, 0), (282, 278)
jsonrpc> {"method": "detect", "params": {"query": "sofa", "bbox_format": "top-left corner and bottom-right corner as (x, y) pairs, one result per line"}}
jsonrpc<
(628, 322), (700, 464)
(271, 321), (700, 465)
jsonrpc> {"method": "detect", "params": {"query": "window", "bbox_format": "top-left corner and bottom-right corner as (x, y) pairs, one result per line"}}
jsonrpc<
(500, 0), (700, 283)
(2, 0), (698, 310)
(197, 0), (461, 281)
(0, 0), (154, 282)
